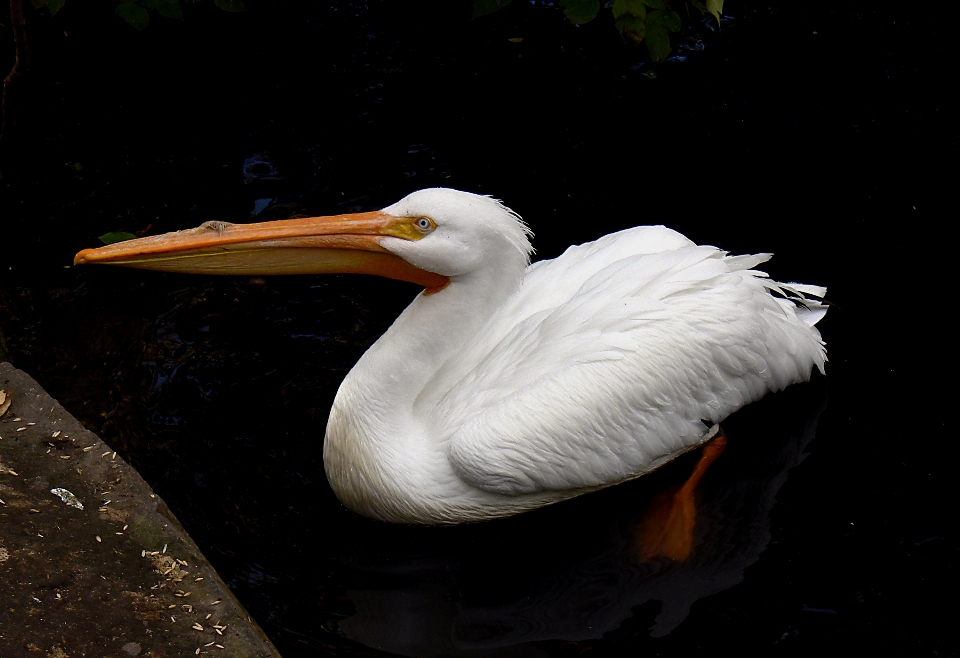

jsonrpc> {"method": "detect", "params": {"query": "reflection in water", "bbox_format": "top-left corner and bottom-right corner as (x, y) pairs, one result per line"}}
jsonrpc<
(637, 429), (727, 562)
(335, 389), (824, 657)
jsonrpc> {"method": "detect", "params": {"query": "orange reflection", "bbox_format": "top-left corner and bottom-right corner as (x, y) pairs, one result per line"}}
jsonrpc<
(636, 433), (728, 562)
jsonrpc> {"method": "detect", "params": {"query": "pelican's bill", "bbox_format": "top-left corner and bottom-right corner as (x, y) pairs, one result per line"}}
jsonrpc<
(73, 212), (449, 292)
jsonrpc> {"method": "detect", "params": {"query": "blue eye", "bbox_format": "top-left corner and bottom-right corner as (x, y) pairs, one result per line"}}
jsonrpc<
(416, 217), (432, 230)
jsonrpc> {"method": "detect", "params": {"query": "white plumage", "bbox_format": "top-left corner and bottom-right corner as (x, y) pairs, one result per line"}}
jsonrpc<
(322, 189), (826, 524)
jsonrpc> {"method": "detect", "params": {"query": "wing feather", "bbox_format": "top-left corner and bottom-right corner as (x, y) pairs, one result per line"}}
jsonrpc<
(417, 226), (826, 497)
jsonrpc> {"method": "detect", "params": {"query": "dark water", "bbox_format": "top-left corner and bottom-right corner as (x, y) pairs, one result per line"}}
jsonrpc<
(0, 1), (953, 656)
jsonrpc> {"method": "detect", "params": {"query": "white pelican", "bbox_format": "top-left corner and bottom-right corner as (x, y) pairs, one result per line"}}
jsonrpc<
(74, 188), (827, 528)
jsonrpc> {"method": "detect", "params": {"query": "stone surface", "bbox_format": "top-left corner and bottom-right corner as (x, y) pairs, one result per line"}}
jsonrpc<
(0, 362), (282, 658)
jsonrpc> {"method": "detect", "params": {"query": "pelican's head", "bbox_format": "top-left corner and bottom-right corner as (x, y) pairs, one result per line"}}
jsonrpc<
(73, 188), (533, 293)
(379, 189), (533, 278)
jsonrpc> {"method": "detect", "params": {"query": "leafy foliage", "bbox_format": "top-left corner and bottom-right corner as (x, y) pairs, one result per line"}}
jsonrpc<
(154, 0), (184, 20)
(116, 1), (150, 30)
(561, 0), (599, 25)
(29, 0), (65, 16)
(644, 8), (682, 60)
(475, 0), (720, 62)
(98, 231), (138, 245)
(212, 0), (245, 12)
(690, 0), (724, 25)
(30, 0), (245, 31)
(473, 0), (513, 20)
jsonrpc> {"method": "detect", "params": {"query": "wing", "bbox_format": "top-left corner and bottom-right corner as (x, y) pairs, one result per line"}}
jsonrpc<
(416, 226), (827, 497)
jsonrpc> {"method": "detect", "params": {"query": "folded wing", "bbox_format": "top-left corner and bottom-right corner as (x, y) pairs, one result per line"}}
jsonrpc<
(417, 226), (826, 496)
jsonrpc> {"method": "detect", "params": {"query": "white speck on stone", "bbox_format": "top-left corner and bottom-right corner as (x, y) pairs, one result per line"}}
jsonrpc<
(50, 487), (84, 510)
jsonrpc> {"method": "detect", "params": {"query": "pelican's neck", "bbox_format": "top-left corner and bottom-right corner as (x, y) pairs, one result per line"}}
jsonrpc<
(347, 258), (525, 416)
(323, 254), (527, 521)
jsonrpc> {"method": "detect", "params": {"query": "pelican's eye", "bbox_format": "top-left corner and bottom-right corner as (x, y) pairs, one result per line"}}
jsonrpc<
(414, 217), (435, 233)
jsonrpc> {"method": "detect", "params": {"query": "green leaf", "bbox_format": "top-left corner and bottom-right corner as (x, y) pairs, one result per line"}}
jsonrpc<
(665, 9), (681, 30)
(472, 0), (513, 19)
(154, 0), (183, 20)
(644, 10), (679, 60)
(645, 23), (670, 60)
(213, 0), (246, 12)
(639, 0), (664, 9)
(647, 8), (680, 31)
(706, 0), (723, 25)
(116, 1), (149, 30)
(561, 0), (599, 24)
(614, 14), (644, 31)
(30, 0), (67, 16)
(615, 14), (646, 42)
(98, 232), (138, 245)
(612, 0), (645, 19)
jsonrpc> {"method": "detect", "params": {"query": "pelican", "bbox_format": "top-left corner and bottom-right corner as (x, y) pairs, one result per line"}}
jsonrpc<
(75, 188), (827, 527)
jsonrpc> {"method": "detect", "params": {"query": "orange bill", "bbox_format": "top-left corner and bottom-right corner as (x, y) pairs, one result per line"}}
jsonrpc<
(74, 211), (449, 293)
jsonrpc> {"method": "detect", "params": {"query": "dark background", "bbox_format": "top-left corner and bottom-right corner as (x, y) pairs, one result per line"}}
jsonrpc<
(1, 0), (954, 656)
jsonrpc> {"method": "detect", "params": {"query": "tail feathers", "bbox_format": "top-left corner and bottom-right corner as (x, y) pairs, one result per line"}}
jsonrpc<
(765, 281), (829, 327)
(784, 282), (827, 299)
(726, 254), (827, 327)
(794, 305), (828, 327)
(725, 253), (772, 271)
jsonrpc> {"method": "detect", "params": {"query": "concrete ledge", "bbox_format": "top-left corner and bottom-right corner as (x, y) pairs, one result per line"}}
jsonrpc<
(0, 362), (282, 658)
